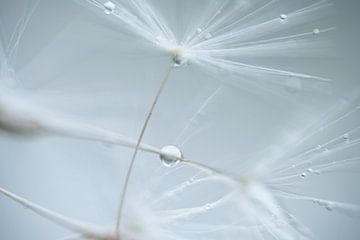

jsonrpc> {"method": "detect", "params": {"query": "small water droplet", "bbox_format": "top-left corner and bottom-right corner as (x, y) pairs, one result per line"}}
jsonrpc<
(343, 133), (351, 143)
(307, 168), (314, 173)
(313, 28), (320, 34)
(325, 203), (335, 211)
(316, 144), (322, 150)
(189, 177), (195, 183)
(196, 28), (202, 33)
(173, 56), (188, 67)
(103, 1), (116, 14)
(301, 172), (307, 178)
(280, 14), (287, 21)
(205, 203), (212, 210)
(160, 145), (182, 167)
(204, 33), (212, 40)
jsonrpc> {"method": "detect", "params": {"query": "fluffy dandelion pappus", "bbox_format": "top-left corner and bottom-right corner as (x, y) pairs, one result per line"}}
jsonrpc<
(0, 0), (360, 240)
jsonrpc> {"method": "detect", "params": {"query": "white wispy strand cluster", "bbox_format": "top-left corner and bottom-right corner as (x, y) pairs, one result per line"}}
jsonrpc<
(85, 0), (334, 96)
(0, 0), (359, 240)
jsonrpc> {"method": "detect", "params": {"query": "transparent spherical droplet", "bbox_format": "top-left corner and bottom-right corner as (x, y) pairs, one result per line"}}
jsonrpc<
(196, 28), (202, 33)
(280, 14), (287, 21)
(307, 168), (314, 173)
(313, 28), (320, 35)
(284, 77), (302, 93)
(301, 172), (307, 178)
(160, 145), (182, 167)
(173, 55), (188, 67)
(204, 33), (212, 40)
(103, 1), (116, 14)
(316, 144), (322, 150)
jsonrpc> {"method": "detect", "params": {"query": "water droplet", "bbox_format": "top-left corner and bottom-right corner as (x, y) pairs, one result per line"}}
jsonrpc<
(171, 49), (188, 68)
(205, 203), (212, 210)
(204, 33), (212, 40)
(196, 28), (202, 33)
(325, 203), (335, 211)
(103, 1), (116, 14)
(307, 168), (314, 173)
(316, 144), (322, 150)
(284, 77), (302, 93)
(173, 56), (188, 67)
(160, 145), (182, 167)
(301, 172), (307, 178)
(280, 14), (287, 21)
(313, 28), (320, 35)
(188, 177), (194, 183)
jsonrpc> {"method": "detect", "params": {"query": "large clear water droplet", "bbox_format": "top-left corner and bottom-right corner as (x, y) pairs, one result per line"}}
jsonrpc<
(173, 55), (188, 68)
(103, 1), (115, 14)
(160, 145), (182, 167)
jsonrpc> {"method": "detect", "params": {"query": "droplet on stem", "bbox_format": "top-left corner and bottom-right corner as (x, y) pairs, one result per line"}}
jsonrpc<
(103, 1), (116, 15)
(313, 28), (320, 35)
(160, 145), (183, 167)
(301, 172), (307, 178)
(280, 14), (287, 21)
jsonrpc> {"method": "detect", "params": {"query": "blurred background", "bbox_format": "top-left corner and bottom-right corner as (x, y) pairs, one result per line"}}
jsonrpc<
(0, 0), (360, 239)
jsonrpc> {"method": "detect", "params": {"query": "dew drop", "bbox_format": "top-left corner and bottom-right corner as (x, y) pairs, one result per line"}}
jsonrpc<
(160, 145), (182, 167)
(196, 28), (202, 33)
(307, 168), (314, 173)
(280, 14), (287, 21)
(205, 203), (212, 210)
(301, 172), (307, 178)
(173, 56), (188, 68)
(325, 203), (335, 211)
(103, 1), (116, 14)
(316, 144), (322, 150)
(313, 28), (320, 35)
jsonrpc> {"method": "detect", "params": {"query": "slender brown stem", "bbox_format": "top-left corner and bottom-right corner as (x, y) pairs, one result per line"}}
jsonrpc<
(115, 63), (174, 238)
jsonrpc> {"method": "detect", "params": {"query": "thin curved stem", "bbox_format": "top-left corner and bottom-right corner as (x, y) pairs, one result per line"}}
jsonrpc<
(115, 62), (174, 237)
